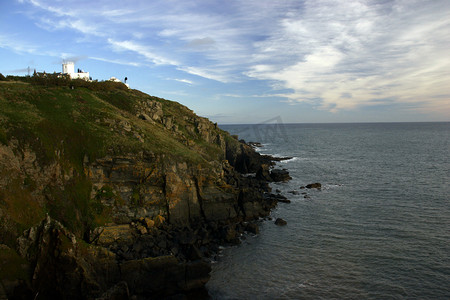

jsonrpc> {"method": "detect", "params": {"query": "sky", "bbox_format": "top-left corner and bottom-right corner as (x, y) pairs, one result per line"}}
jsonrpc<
(1, 0), (449, 124)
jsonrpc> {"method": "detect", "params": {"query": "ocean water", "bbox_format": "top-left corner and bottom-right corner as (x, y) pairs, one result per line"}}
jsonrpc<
(207, 122), (450, 299)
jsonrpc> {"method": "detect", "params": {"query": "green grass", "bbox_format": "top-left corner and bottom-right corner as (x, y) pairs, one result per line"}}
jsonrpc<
(0, 177), (46, 246)
(0, 246), (29, 281)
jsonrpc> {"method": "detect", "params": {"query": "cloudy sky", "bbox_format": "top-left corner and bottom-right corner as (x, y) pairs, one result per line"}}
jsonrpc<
(1, 0), (449, 123)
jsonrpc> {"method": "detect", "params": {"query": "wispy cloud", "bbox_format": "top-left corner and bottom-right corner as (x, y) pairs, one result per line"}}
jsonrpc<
(107, 38), (178, 66)
(89, 56), (141, 67)
(246, 0), (450, 113)
(0, 34), (38, 54)
(169, 78), (194, 85)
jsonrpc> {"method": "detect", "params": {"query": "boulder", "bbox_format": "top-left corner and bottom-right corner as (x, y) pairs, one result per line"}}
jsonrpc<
(96, 224), (134, 247)
(265, 193), (291, 203)
(305, 183), (321, 189)
(136, 224), (148, 235)
(223, 225), (239, 243)
(245, 223), (260, 235)
(270, 169), (292, 182)
(274, 218), (287, 226)
(143, 217), (155, 229)
(154, 215), (166, 227)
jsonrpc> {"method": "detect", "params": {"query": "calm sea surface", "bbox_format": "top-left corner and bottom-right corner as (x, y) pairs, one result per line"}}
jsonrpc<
(207, 122), (450, 299)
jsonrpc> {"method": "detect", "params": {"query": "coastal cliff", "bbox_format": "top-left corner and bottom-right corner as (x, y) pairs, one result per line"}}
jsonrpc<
(0, 79), (288, 299)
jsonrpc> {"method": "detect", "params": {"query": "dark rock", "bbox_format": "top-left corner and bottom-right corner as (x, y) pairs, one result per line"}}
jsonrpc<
(270, 169), (292, 182)
(274, 218), (287, 226)
(288, 190), (300, 195)
(16, 215), (120, 300)
(247, 142), (263, 148)
(120, 256), (210, 298)
(223, 225), (239, 244)
(176, 230), (197, 245)
(256, 164), (272, 181)
(188, 245), (204, 261)
(171, 247), (179, 256)
(267, 156), (293, 162)
(278, 199), (291, 204)
(183, 260), (211, 291)
(98, 281), (130, 300)
(265, 193), (291, 203)
(226, 139), (264, 173)
(305, 183), (322, 189)
(245, 223), (260, 235)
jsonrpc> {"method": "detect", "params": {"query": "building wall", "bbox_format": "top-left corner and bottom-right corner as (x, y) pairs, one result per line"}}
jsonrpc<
(69, 72), (90, 80)
(62, 62), (75, 74)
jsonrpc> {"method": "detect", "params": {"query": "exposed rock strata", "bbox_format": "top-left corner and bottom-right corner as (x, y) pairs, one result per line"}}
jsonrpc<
(0, 137), (289, 299)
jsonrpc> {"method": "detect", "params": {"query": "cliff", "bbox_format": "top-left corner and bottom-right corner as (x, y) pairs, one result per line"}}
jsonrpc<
(0, 80), (286, 299)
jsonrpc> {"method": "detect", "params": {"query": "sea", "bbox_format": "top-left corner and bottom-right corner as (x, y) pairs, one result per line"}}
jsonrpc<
(207, 122), (450, 300)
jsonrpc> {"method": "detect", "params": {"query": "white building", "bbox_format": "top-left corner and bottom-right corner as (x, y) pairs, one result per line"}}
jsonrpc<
(109, 76), (130, 89)
(108, 76), (121, 82)
(62, 61), (90, 80)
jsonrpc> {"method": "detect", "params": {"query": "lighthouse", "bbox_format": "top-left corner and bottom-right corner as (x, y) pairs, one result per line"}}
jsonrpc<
(62, 61), (75, 74)
(62, 61), (90, 80)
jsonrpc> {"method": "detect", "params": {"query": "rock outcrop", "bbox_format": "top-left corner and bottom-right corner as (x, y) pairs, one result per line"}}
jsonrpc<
(275, 218), (287, 226)
(270, 168), (292, 182)
(305, 183), (322, 189)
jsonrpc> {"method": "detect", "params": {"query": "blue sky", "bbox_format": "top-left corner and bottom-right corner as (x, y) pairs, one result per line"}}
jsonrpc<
(1, 0), (449, 124)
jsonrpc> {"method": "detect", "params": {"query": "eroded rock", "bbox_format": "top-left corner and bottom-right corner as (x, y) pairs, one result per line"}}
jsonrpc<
(270, 169), (292, 182)
(305, 183), (322, 189)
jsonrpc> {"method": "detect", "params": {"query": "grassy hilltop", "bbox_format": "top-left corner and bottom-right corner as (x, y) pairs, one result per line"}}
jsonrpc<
(0, 77), (225, 165)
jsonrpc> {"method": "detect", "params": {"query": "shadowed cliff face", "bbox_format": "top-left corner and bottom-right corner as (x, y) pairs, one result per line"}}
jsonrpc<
(0, 81), (280, 299)
(85, 152), (239, 226)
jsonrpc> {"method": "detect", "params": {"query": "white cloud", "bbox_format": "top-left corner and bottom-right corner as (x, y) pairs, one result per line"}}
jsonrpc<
(89, 56), (141, 67)
(107, 38), (178, 66)
(169, 78), (194, 85)
(245, 0), (450, 113)
(176, 66), (230, 83)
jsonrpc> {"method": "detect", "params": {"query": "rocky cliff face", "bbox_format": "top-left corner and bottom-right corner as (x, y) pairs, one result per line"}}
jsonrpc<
(0, 81), (286, 299)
